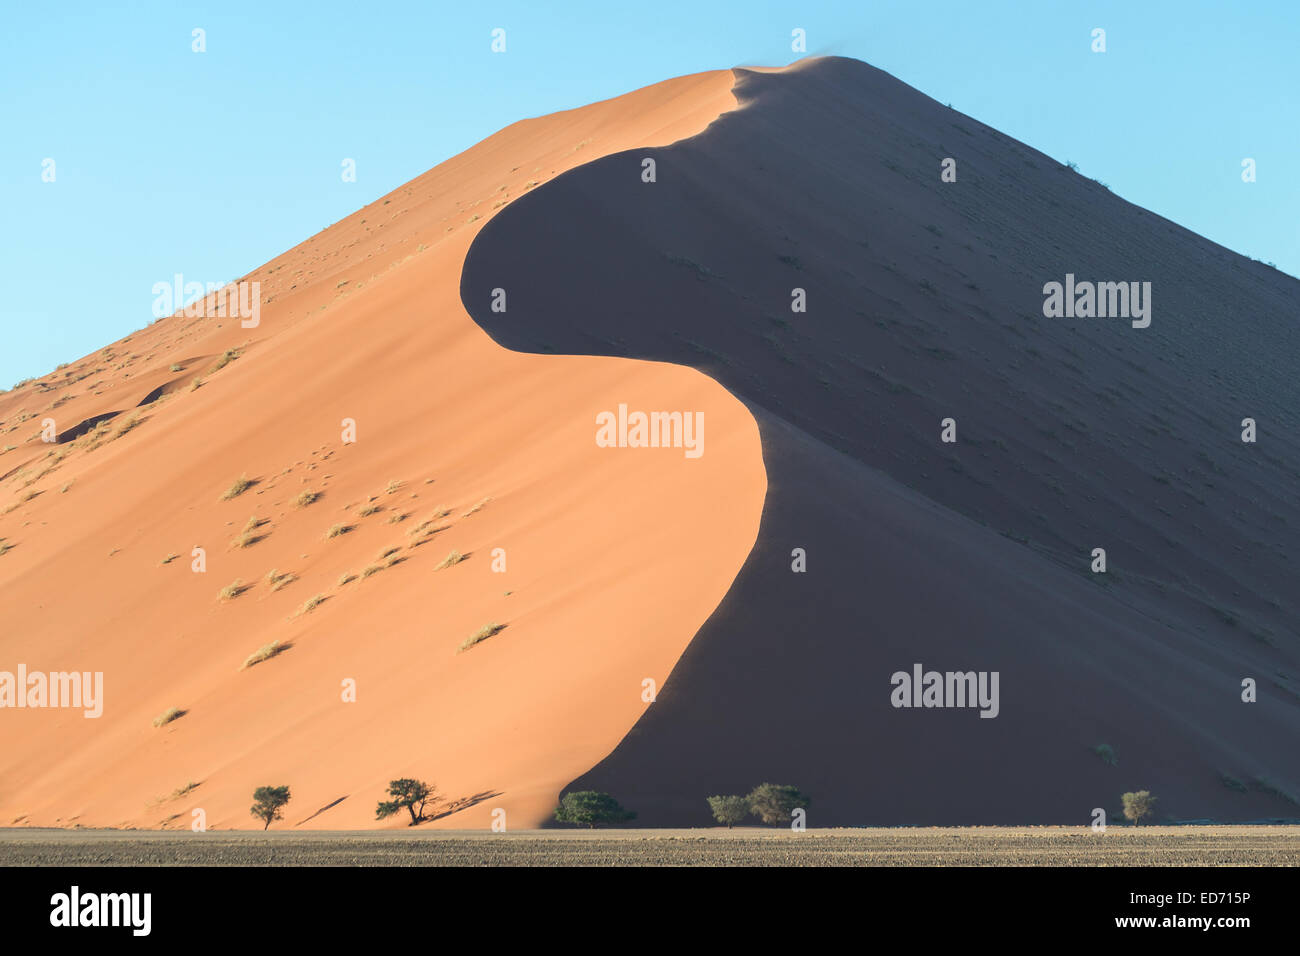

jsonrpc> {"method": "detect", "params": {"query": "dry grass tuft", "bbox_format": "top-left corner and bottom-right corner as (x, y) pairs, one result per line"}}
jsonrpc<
(240, 640), (286, 670)
(218, 579), (249, 601)
(435, 550), (465, 570)
(222, 475), (252, 500)
(232, 516), (266, 548)
(208, 348), (241, 374)
(266, 568), (296, 591)
(152, 707), (186, 728)
(458, 622), (505, 653)
(112, 414), (142, 439)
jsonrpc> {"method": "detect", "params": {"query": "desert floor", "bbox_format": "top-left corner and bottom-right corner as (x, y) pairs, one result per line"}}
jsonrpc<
(2, 825), (1296, 866)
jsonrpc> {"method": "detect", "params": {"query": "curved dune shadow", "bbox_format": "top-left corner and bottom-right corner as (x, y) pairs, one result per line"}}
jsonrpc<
(461, 58), (1300, 824)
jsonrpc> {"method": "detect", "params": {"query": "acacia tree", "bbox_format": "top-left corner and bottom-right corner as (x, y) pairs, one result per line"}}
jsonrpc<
(747, 783), (810, 825)
(1122, 790), (1157, 826)
(250, 785), (291, 830)
(376, 778), (436, 825)
(706, 795), (750, 828)
(553, 791), (636, 828)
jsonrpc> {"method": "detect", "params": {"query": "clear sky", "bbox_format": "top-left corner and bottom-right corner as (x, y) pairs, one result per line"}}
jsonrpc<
(2, 1), (1296, 387)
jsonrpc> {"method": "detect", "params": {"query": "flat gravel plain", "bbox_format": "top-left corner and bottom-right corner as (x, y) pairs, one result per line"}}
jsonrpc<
(2, 826), (1297, 866)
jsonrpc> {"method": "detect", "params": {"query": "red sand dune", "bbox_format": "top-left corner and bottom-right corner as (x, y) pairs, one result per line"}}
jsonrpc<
(0, 70), (765, 829)
(4, 57), (1298, 832)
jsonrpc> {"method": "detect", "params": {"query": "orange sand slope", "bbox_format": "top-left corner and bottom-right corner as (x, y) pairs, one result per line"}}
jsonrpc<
(0, 70), (765, 829)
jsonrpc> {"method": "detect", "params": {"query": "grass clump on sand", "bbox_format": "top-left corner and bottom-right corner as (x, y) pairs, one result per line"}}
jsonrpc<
(208, 348), (241, 374)
(165, 781), (199, 801)
(458, 623), (505, 653)
(326, 523), (353, 539)
(266, 568), (296, 591)
(110, 414), (142, 441)
(299, 594), (326, 615)
(435, 550), (465, 570)
(218, 579), (248, 601)
(222, 475), (252, 500)
(160, 553), (179, 565)
(75, 420), (112, 451)
(295, 489), (321, 507)
(233, 516), (266, 548)
(241, 641), (286, 670)
(462, 497), (491, 517)
(152, 707), (186, 728)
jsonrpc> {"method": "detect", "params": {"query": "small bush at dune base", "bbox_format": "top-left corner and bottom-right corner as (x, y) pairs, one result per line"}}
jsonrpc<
(1122, 790), (1157, 825)
(747, 783), (810, 825)
(376, 778), (436, 825)
(707, 794), (750, 828)
(553, 791), (636, 829)
(250, 785), (291, 830)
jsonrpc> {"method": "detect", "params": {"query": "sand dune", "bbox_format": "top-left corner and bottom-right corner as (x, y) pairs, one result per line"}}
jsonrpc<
(0, 70), (765, 829)
(5, 56), (1297, 832)
(462, 57), (1300, 824)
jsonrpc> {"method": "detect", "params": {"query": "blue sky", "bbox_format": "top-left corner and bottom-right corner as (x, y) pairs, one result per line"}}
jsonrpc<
(2, 1), (1296, 387)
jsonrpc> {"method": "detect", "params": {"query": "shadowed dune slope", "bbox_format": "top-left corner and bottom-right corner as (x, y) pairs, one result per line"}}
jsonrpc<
(461, 57), (1300, 825)
(0, 70), (766, 829)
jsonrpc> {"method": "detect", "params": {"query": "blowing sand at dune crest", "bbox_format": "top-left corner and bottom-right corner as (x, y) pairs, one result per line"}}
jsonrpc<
(0, 70), (765, 829)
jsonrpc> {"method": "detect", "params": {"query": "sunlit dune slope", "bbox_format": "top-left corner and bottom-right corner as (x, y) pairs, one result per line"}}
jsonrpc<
(0, 69), (764, 829)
